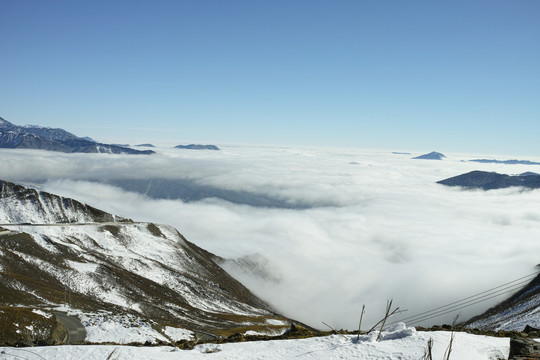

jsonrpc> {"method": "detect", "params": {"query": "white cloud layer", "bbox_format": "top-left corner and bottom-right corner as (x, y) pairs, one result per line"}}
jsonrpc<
(2, 146), (540, 329)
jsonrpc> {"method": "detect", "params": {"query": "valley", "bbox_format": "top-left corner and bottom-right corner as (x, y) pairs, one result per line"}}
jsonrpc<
(1, 145), (539, 359)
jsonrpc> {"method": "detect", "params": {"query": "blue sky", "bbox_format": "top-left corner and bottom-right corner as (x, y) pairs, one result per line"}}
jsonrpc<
(1, 0), (539, 154)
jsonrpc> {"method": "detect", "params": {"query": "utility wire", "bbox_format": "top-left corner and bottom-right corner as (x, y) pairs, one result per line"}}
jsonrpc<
(397, 285), (527, 326)
(398, 275), (538, 326)
(391, 277), (533, 325)
(388, 270), (539, 326)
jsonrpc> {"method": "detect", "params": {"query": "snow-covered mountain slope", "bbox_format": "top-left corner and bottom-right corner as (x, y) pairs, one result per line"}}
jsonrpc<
(0, 180), (118, 223)
(0, 116), (154, 155)
(0, 116), (79, 142)
(21, 124), (79, 142)
(0, 180), (289, 337)
(466, 272), (540, 331)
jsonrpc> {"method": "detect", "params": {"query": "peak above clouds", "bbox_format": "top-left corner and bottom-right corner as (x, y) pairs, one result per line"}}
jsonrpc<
(175, 144), (220, 150)
(1, 116), (79, 141)
(438, 170), (540, 190)
(412, 151), (446, 160)
(3, 145), (540, 330)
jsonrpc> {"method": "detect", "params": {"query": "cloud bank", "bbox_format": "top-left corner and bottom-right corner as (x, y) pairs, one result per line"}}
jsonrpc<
(2, 146), (540, 329)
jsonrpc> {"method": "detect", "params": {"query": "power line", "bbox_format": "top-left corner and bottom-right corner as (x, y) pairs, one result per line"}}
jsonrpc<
(397, 284), (527, 326)
(387, 270), (540, 326)
(391, 277), (533, 325)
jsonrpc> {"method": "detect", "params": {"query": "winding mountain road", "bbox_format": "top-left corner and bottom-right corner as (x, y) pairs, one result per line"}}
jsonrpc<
(54, 312), (87, 344)
(0, 222), (141, 227)
(0, 222), (140, 236)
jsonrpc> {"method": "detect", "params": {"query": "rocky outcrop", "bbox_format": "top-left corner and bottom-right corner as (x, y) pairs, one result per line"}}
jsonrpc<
(509, 337), (540, 360)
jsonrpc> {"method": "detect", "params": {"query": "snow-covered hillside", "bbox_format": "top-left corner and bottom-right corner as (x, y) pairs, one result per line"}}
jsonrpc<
(0, 180), (118, 223)
(467, 272), (540, 331)
(0, 180), (290, 341)
(469, 292), (540, 331)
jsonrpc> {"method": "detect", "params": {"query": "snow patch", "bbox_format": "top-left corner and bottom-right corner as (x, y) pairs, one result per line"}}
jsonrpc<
(265, 318), (288, 326)
(163, 326), (194, 341)
(377, 322), (417, 341)
(32, 309), (53, 318)
(66, 260), (99, 273)
(71, 310), (168, 344)
(244, 329), (287, 336)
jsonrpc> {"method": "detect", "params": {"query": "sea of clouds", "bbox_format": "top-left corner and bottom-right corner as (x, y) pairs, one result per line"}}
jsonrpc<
(2, 146), (540, 329)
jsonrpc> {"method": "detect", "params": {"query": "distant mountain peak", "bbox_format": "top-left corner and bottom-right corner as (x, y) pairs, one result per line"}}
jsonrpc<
(469, 158), (540, 166)
(23, 124), (48, 129)
(175, 144), (220, 150)
(412, 151), (446, 160)
(437, 170), (540, 190)
(0, 117), (17, 129)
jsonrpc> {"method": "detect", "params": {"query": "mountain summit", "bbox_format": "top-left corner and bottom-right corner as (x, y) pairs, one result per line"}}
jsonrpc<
(0, 116), (154, 155)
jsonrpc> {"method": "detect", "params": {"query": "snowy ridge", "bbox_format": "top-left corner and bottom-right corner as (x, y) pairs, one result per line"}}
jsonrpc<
(0, 180), (117, 224)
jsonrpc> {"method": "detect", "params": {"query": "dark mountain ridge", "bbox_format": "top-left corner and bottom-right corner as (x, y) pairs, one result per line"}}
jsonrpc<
(0, 118), (79, 142)
(175, 144), (220, 150)
(437, 170), (540, 190)
(469, 158), (540, 166)
(0, 116), (154, 155)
